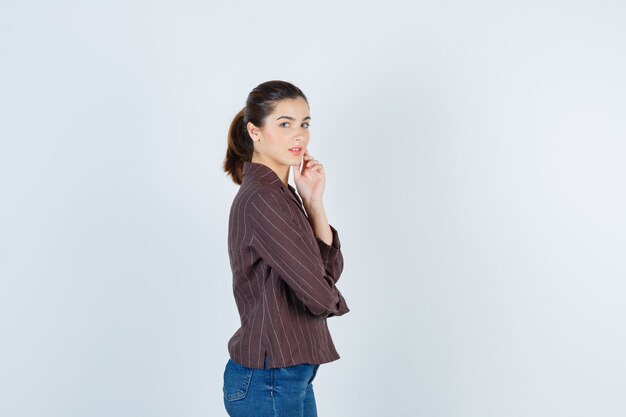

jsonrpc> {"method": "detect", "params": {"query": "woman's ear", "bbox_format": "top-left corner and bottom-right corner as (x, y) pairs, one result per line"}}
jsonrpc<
(247, 122), (260, 142)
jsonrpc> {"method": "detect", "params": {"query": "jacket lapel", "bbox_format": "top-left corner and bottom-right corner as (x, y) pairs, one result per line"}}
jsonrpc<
(285, 186), (307, 217)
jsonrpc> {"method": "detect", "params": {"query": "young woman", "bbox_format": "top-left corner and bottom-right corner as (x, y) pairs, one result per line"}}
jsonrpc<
(221, 80), (349, 417)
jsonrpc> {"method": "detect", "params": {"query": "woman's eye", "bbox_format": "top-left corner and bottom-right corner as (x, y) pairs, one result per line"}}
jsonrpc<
(279, 122), (310, 128)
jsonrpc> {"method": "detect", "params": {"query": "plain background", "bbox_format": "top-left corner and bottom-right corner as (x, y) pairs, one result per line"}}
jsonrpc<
(1, 1), (625, 416)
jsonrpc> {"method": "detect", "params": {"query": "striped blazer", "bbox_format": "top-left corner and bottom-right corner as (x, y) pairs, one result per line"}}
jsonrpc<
(227, 161), (349, 369)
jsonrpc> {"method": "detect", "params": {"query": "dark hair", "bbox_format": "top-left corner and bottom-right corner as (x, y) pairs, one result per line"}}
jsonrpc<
(223, 80), (309, 185)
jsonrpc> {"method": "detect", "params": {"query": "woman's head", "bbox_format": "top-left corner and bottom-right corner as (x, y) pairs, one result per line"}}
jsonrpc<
(224, 80), (309, 185)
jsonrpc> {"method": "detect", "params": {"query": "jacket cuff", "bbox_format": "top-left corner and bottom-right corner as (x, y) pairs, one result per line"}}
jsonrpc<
(327, 289), (350, 317)
(316, 223), (341, 255)
(316, 224), (343, 281)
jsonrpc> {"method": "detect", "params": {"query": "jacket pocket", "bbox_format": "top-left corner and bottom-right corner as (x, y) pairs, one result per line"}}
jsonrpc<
(223, 359), (254, 402)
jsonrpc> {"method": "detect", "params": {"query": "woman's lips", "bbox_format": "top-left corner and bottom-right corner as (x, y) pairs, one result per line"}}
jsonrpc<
(288, 147), (302, 155)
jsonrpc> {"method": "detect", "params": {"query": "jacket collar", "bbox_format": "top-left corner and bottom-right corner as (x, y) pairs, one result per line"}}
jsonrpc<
(243, 161), (286, 190)
(242, 161), (303, 210)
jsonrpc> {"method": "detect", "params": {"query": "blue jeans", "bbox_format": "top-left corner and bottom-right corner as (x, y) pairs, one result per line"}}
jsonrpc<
(223, 354), (320, 417)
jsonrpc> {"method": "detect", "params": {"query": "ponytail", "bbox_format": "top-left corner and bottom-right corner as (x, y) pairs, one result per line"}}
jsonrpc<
(223, 108), (253, 185)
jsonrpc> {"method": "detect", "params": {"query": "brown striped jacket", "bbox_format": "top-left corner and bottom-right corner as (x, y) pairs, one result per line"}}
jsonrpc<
(226, 161), (349, 369)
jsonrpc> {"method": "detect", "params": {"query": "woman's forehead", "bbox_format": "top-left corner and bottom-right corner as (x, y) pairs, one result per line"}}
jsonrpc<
(271, 98), (310, 116)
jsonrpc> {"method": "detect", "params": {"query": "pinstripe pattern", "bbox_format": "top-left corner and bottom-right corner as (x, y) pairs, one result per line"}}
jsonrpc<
(227, 161), (349, 369)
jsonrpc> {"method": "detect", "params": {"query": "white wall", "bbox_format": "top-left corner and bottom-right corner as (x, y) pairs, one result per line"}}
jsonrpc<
(1, 1), (624, 416)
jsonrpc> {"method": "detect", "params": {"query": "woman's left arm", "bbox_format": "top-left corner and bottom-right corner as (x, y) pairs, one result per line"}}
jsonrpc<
(304, 199), (332, 245)
(295, 152), (344, 284)
(304, 199), (344, 284)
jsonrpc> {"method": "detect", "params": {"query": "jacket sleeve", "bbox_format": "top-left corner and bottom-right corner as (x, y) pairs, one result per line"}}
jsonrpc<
(316, 224), (344, 284)
(248, 191), (349, 318)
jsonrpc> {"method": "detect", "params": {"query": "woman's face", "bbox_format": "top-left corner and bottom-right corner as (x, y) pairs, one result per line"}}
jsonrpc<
(248, 97), (310, 170)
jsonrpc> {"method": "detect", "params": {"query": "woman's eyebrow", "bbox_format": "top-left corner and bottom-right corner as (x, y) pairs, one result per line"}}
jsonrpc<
(276, 116), (311, 121)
